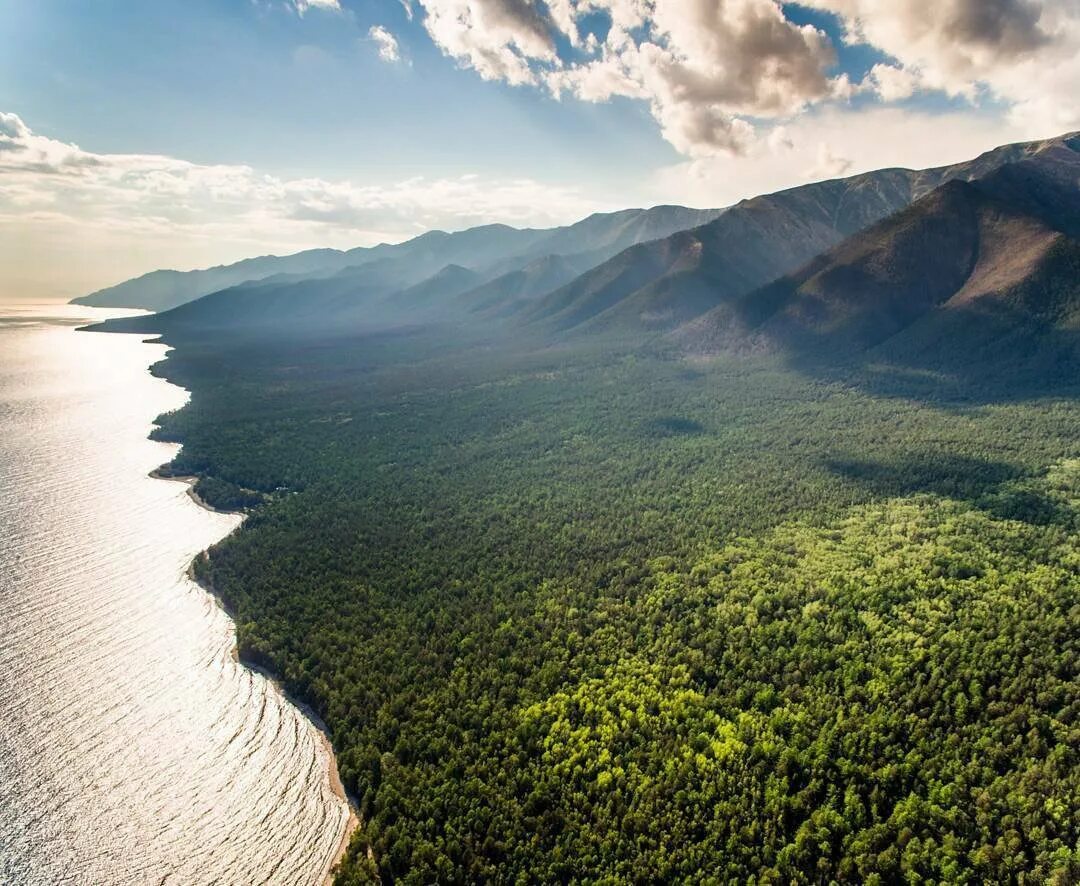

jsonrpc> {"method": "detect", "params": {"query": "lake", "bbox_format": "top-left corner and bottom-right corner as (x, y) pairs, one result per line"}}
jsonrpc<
(0, 303), (350, 884)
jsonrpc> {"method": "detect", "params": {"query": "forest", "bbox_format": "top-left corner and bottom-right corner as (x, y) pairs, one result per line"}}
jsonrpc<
(149, 325), (1079, 884)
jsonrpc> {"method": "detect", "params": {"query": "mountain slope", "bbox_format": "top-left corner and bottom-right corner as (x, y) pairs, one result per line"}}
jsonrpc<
(452, 253), (594, 318)
(92, 259), (416, 334)
(72, 228), (545, 313)
(379, 264), (483, 318)
(88, 132), (1079, 343)
(72, 206), (720, 312)
(71, 249), (354, 312)
(675, 139), (1080, 377)
(525, 132), (1079, 337)
(517, 205), (721, 261)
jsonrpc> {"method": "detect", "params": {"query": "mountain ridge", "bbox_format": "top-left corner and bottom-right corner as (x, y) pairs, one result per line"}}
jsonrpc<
(672, 140), (1080, 382)
(87, 130), (1080, 366)
(519, 132), (1080, 339)
(72, 205), (722, 312)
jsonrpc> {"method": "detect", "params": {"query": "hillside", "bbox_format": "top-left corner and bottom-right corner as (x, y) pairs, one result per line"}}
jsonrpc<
(89, 132), (1080, 361)
(523, 133), (1080, 337)
(453, 254), (596, 318)
(514, 205), (721, 262)
(381, 264), (483, 318)
(675, 138), (1080, 382)
(71, 227), (544, 313)
(70, 248), (354, 312)
(94, 259), (416, 334)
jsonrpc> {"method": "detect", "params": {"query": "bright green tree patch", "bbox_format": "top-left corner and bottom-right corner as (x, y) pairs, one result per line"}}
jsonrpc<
(336, 466), (1079, 883)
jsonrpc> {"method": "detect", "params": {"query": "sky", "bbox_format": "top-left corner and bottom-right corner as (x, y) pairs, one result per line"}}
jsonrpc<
(1, 0), (1078, 301)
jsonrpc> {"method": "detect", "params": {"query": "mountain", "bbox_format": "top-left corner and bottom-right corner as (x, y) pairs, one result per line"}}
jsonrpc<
(674, 136), (1080, 378)
(71, 249), (353, 312)
(521, 132), (1079, 337)
(456, 253), (598, 318)
(87, 133), (1079, 347)
(71, 228), (542, 313)
(94, 259), (409, 334)
(72, 206), (720, 312)
(514, 205), (721, 262)
(380, 264), (483, 318)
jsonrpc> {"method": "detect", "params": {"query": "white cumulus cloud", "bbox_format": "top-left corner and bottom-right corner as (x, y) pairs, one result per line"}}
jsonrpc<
(803, 0), (1080, 132)
(293, 0), (342, 14)
(647, 105), (1033, 208)
(416, 0), (843, 155)
(418, 0), (557, 85)
(867, 63), (919, 101)
(369, 25), (402, 62)
(408, 0), (1080, 158)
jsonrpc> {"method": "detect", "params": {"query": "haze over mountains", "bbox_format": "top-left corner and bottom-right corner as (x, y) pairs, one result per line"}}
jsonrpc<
(74, 206), (720, 313)
(85, 132), (1080, 382)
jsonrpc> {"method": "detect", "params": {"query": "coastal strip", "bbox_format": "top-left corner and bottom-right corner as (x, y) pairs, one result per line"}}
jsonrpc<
(240, 653), (362, 886)
(238, 649), (361, 885)
(153, 460), (363, 884)
(148, 468), (231, 515)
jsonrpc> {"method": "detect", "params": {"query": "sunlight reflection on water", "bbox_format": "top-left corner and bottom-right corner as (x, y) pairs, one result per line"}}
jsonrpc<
(0, 304), (348, 884)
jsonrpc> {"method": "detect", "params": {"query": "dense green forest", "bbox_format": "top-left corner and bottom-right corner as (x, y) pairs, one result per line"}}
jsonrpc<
(148, 327), (1080, 884)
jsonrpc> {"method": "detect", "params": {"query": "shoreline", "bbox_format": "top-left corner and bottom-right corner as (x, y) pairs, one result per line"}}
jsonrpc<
(148, 467), (235, 516)
(152, 465), (362, 881)
(240, 651), (362, 885)
(74, 310), (362, 882)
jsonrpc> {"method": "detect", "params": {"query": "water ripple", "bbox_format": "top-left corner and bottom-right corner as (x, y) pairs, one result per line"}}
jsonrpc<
(0, 305), (349, 885)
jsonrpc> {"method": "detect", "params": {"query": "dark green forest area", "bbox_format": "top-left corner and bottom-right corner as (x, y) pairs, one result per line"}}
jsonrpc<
(149, 329), (1079, 884)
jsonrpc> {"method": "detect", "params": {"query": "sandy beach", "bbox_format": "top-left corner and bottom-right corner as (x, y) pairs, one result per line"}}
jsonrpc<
(165, 464), (362, 884)
(148, 468), (237, 515)
(239, 656), (362, 885)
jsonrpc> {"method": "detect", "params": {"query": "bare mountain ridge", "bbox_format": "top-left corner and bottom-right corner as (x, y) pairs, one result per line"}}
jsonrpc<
(522, 132), (1079, 337)
(89, 132), (1079, 353)
(673, 137), (1080, 377)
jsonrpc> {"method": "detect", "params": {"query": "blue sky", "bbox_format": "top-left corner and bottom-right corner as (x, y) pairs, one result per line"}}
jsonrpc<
(1, 0), (1076, 299)
(1, 1), (673, 184)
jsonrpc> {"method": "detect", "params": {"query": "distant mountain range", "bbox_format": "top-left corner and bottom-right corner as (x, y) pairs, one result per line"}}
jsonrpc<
(73, 206), (721, 312)
(87, 132), (1080, 380)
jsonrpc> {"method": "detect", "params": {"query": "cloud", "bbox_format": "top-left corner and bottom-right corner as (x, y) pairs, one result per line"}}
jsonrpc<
(647, 105), (1033, 209)
(415, 0), (842, 155)
(805, 0), (1053, 91)
(805, 141), (853, 179)
(0, 111), (31, 142)
(0, 112), (610, 300)
(867, 63), (919, 101)
(418, 0), (557, 84)
(293, 0), (342, 13)
(802, 0), (1080, 131)
(369, 25), (402, 62)
(640, 0), (837, 116)
(409, 0), (1080, 158)
(612, 0), (840, 157)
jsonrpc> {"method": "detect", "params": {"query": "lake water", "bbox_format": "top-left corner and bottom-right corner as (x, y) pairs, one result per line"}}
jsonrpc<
(0, 303), (350, 884)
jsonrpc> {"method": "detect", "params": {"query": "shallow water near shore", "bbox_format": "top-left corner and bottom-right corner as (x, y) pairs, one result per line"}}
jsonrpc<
(0, 303), (350, 884)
